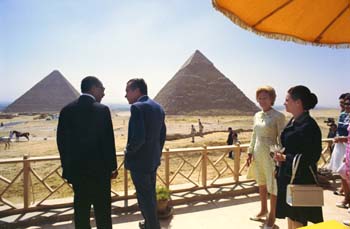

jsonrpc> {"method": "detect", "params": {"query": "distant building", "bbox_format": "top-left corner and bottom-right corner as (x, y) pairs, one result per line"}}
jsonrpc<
(4, 70), (79, 113)
(154, 50), (259, 115)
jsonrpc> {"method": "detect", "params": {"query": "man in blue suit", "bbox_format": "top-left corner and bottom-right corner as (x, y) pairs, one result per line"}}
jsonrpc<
(125, 78), (166, 229)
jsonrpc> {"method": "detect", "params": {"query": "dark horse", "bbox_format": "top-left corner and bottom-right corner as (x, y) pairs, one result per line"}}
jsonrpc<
(11, 130), (30, 141)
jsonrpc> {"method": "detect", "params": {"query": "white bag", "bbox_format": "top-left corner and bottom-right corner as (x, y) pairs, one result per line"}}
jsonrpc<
(286, 154), (324, 207)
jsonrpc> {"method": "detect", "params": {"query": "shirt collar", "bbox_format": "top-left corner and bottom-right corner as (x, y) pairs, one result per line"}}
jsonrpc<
(81, 93), (96, 101)
(137, 95), (148, 102)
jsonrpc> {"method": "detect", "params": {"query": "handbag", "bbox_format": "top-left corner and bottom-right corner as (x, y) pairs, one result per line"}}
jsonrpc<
(286, 154), (324, 207)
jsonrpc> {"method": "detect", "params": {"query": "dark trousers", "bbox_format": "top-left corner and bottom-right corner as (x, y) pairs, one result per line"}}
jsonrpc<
(72, 176), (112, 229)
(130, 170), (160, 229)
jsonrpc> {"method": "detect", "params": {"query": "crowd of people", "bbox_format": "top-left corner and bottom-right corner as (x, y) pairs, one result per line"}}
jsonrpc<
(56, 76), (347, 229)
(327, 93), (350, 226)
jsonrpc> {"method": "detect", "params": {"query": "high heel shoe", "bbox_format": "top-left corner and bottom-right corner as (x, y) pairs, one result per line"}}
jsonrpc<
(249, 212), (268, 221)
(336, 201), (349, 208)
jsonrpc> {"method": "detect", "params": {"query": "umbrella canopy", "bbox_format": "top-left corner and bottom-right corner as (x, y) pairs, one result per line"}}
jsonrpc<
(212, 0), (350, 48)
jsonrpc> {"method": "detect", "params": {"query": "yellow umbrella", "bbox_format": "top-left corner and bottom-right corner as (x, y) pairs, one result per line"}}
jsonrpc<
(212, 0), (350, 48)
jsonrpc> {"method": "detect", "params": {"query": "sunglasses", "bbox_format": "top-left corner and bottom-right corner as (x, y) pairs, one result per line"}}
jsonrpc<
(344, 103), (350, 106)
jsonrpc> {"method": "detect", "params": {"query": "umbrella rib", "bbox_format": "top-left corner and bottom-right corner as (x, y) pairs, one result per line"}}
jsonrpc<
(314, 3), (350, 43)
(253, 0), (294, 28)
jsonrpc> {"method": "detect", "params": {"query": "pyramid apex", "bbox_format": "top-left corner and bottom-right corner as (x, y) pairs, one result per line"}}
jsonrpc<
(48, 70), (64, 76)
(180, 50), (213, 70)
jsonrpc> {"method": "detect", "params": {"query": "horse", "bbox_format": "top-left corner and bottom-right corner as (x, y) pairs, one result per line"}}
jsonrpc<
(11, 130), (30, 141)
(0, 131), (13, 150)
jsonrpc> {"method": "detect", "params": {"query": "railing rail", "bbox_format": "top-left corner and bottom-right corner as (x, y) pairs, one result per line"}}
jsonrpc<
(0, 139), (333, 217)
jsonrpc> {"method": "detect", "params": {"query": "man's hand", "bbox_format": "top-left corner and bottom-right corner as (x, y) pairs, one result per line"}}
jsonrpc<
(111, 169), (118, 179)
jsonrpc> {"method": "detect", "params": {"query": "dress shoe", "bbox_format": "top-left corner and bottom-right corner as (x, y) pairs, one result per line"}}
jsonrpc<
(139, 221), (145, 229)
(334, 190), (344, 196)
(344, 220), (350, 226)
(263, 225), (274, 229)
(249, 212), (268, 221)
(336, 202), (349, 208)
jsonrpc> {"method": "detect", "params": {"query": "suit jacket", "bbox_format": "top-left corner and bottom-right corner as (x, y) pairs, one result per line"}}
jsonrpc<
(125, 95), (166, 173)
(57, 95), (117, 183)
(227, 131), (234, 145)
(278, 111), (322, 184)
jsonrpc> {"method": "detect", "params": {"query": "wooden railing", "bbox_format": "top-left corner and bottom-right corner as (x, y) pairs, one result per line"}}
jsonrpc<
(0, 139), (333, 217)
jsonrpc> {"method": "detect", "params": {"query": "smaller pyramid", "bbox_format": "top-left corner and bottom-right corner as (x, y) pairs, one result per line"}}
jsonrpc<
(154, 50), (259, 115)
(4, 70), (80, 113)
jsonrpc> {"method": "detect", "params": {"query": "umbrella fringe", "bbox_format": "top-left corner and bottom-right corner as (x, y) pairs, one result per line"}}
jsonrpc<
(212, 0), (350, 49)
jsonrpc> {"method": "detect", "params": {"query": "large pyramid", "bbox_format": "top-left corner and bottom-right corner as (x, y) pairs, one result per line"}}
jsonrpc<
(4, 70), (80, 113)
(154, 50), (259, 115)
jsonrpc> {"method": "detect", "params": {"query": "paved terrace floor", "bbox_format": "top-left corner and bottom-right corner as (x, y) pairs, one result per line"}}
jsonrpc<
(1, 188), (349, 229)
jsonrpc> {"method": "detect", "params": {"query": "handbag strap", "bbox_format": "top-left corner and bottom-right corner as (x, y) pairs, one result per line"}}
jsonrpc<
(308, 165), (320, 186)
(290, 154), (319, 185)
(290, 154), (301, 184)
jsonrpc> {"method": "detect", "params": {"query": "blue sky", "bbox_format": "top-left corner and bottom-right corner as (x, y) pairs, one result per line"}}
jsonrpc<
(1, 0), (349, 108)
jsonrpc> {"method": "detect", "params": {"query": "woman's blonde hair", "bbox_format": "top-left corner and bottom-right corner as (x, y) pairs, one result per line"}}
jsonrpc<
(256, 86), (276, 106)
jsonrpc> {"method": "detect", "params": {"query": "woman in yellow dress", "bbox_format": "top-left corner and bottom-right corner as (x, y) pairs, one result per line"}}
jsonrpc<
(247, 86), (285, 229)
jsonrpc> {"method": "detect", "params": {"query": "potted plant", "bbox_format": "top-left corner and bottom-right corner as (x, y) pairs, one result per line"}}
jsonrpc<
(156, 186), (171, 215)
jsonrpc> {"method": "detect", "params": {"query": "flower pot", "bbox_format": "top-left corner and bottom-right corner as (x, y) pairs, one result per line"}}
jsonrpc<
(157, 199), (169, 213)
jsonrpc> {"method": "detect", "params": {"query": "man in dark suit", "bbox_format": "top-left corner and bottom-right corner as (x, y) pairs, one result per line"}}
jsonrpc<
(57, 76), (118, 229)
(124, 78), (166, 229)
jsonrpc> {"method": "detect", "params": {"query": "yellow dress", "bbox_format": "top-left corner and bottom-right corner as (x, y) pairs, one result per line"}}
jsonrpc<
(247, 108), (285, 195)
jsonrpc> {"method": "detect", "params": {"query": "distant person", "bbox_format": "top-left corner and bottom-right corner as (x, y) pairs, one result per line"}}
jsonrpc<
(57, 76), (118, 229)
(191, 124), (196, 143)
(227, 127), (238, 159)
(340, 125), (350, 226)
(124, 78), (166, 229)
(333, 95), (350, 208)
(328, 93), (350, 197)
(339, 93), (349, 113)
(327, 123), (337, 139)
(327, 93), (350, 196)
(198, 119), (204, 137)
(247, 86), (285, 229)
(274, 85), (323, 228)
(0, 122), (3, 127)
(327, 123), (338, 152)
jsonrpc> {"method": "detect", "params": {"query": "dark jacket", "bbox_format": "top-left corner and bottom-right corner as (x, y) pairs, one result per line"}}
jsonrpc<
(125, 95), (166, 173)
(57, 95), (117, 183)
(278, 112), (322, 184)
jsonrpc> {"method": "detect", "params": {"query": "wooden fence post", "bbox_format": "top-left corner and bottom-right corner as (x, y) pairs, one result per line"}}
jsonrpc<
(233, 145), (241, 182)
(165, 148), (170, 189)
(202, 145), (207, 187)
(23, 154), (31, 209)
(124, 166), (128, 207)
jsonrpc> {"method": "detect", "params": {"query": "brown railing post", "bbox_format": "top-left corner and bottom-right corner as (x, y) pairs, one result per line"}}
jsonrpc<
(233, 144), (241, 182)
(23, 154), (31, 209)
(202, 145), (207, 187)
(124, 166), (128, 207)
(165, 148), (170, 189)
(327, 139), (332, 154)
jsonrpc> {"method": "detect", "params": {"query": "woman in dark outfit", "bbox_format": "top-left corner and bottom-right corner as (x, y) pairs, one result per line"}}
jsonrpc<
(274, 85), (323, 229)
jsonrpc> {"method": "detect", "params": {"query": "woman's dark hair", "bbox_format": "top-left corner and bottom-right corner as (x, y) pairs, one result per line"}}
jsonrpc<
(344, 94), (350, 101)
(288, 85), (318, 110)
(339, 93), (350, 100)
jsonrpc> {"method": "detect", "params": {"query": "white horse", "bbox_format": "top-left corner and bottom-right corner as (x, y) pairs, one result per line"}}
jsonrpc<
(0, 131), (14, 150)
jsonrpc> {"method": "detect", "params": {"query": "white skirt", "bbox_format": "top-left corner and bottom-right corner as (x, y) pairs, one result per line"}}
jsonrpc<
(327, 142), (346, 172)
